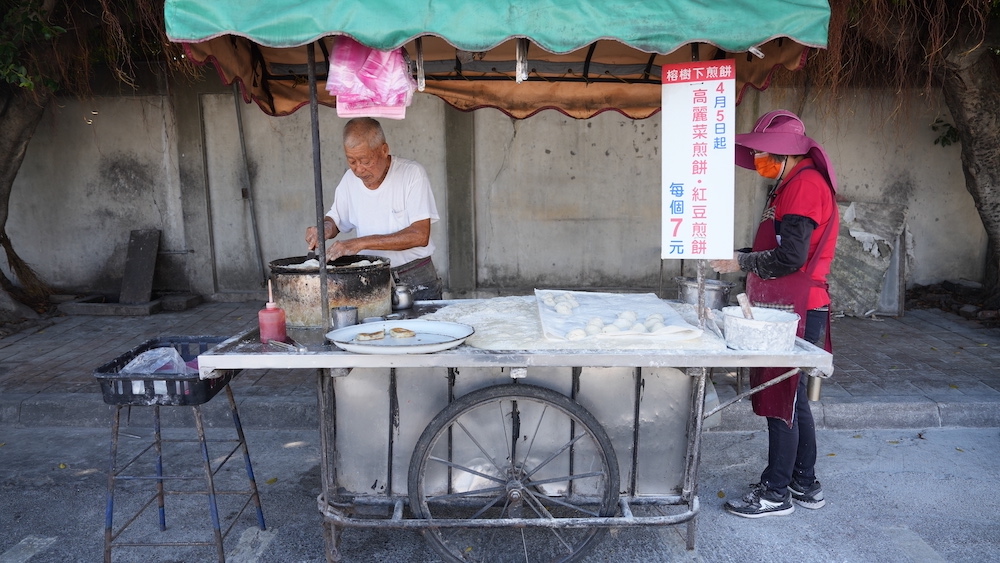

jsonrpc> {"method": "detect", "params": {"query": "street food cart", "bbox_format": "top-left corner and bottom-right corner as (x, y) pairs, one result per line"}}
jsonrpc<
(165, 1), (834, 560)
(196, 295), (832, 561)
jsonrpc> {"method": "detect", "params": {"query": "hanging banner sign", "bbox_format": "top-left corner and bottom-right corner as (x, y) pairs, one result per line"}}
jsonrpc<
(660, 60), (736, 260)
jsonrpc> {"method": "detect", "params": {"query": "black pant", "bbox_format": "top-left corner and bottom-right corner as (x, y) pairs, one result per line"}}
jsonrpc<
(760, 309), (828, 495)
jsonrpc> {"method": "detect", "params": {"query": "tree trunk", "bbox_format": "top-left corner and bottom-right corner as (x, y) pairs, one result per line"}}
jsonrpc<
(0, 86), (53, 314)
(938, 45), (1000, 306)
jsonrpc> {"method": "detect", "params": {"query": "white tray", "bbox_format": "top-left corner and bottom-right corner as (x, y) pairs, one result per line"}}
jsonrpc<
(325, 320), (475, 354)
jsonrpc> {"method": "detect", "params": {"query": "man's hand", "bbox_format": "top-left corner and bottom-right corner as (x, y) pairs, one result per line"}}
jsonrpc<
(709, 252), (742, 274)
(306, 219), (337, 250)
(305, 226), (320, 250)
(325, 240), (354, 261)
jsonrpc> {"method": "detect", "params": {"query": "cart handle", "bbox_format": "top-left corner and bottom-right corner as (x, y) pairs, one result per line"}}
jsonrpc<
(702, 367), (799, 420)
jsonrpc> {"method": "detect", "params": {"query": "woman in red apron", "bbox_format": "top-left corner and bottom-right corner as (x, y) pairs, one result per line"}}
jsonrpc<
(710, 110), (838, 518)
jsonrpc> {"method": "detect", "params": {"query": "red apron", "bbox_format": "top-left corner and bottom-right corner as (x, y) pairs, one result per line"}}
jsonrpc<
(746, 167), (836, 426)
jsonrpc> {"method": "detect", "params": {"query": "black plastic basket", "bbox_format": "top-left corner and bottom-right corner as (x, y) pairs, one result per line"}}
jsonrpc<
(94, 336), (231, 406)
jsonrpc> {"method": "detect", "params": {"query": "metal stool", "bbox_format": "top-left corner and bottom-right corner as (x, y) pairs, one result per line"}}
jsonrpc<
(102, 383), (266, 562)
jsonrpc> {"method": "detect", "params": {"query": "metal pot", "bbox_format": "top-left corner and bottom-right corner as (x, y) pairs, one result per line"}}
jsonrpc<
(675, 276), (735, 310)
(269, 255), (392, 327)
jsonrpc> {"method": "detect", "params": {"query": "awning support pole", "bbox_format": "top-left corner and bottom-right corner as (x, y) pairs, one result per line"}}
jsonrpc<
(515, 39), (528, 83)
(307, 42), (330, 329)
(415, 37), (426, 92)
(232, 84), (267, 285)
(582, 43), (597, 82)
(688, 42), (708, 328)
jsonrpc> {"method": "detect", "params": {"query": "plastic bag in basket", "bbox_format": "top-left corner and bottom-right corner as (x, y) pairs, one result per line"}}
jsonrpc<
(121, 347), (197, 375)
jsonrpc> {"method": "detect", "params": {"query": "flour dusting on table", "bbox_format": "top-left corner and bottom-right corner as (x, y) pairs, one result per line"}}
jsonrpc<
(423, 295), (726, 351)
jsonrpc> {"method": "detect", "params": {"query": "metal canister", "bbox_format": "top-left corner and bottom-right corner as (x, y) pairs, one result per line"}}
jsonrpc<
(332, 306), (358, 329)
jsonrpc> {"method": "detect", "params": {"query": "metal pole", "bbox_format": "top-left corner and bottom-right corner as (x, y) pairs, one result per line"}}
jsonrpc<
(233, 85), (267, 284)
(682, 367), (707, 550)
(696, 260), (707, 328)
(807, 375), (822, 401)
(307, 42), (330, 329)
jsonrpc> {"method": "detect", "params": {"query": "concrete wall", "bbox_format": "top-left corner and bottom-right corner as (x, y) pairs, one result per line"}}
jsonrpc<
(807, 93), (987, 286)
(9, 96), (186, 296)
(473, 111), (666, 291)
(5, 74), (989, 304)
(472, 89), (987, 294)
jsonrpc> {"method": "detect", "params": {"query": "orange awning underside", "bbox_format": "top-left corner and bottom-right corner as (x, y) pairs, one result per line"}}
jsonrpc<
(187, 35), (811, 119)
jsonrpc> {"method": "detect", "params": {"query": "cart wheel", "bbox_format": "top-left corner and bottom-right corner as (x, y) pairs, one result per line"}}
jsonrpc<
(408, 383), (619, 563)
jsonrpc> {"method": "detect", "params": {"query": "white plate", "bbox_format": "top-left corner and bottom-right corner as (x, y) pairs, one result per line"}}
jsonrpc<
(325, 320), (475, 354)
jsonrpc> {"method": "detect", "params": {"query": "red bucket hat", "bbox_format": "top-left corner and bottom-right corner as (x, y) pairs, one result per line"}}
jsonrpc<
(735, 110), (838, 193)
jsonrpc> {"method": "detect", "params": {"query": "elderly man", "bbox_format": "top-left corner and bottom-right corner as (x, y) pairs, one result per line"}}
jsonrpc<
(306, 117), (442, 300)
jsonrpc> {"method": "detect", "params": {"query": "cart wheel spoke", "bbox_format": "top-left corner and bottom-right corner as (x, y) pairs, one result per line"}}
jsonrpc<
(523, 433), (587, 479)
(487, 499), (513, 560)
(455, 419), (508, 478)
(409, 383), (619, 563)
(528, 469), (607, 489)
(520, 492), (579, 554)
(523, 486), (600, 518)
(499, 401), (514, 467)
(428, 455), (507, 486)
(517, 404), (549, 474)
(468, 492), (508, 521)
(440, 496), (512, 561)
(426, 485), (506, 503)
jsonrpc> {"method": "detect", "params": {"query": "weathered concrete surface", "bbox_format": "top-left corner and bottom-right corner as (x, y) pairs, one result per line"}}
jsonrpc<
(1, 426), (997, 562)
(7, 79), (988, 305)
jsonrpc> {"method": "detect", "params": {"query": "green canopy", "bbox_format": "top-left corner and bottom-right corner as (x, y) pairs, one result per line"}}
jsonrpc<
(165, 0), (831, 118)
(166, 0), (829, 53)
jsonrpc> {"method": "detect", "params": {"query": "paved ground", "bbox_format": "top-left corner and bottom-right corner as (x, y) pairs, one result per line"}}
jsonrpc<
(1, 426), (997, 562)
(0, 302), (997, 562)
(0, 302), (997, 430)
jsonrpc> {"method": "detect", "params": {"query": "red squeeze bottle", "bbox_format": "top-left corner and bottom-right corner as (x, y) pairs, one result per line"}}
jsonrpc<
(259, 280), (287, 344)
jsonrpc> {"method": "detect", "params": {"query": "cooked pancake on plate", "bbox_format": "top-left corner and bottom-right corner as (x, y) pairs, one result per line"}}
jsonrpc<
(356, 330), (385, 341)
(389, 327), (416, 338)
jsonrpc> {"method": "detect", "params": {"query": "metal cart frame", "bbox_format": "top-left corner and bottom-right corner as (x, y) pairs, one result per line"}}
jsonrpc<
(198, 320), (831, 562)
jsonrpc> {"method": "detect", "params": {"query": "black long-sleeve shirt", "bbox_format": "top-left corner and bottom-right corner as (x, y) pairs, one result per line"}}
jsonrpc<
(736, 214), (816, 279)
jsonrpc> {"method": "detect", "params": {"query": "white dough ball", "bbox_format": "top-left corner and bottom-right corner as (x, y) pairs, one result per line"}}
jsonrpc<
(555, 302), (574, 315)
(588, 317), (604, 325)
(542, 295), (556, 306)
(645, 313), (664, 323)
(630, 323), (647, 333)
(585, 324), (602, 335)
(649, 322), (665, 332)
(612, 318), (632, 329)
(566, 328), (587, 341)
(644, 317), (660, 329)
(618, 310), (638, 322)
(601, 325), (621, 334)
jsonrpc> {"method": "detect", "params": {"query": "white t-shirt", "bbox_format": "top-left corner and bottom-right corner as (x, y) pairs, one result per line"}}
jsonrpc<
(326, 156), (439, 267)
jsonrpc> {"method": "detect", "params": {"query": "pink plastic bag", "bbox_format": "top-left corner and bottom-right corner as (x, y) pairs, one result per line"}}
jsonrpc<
(326, 36), (372, 97)
(327, 36), (416, 119)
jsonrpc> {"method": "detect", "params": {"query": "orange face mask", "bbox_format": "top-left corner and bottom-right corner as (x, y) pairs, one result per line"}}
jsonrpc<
(753, 152), (786, 180)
